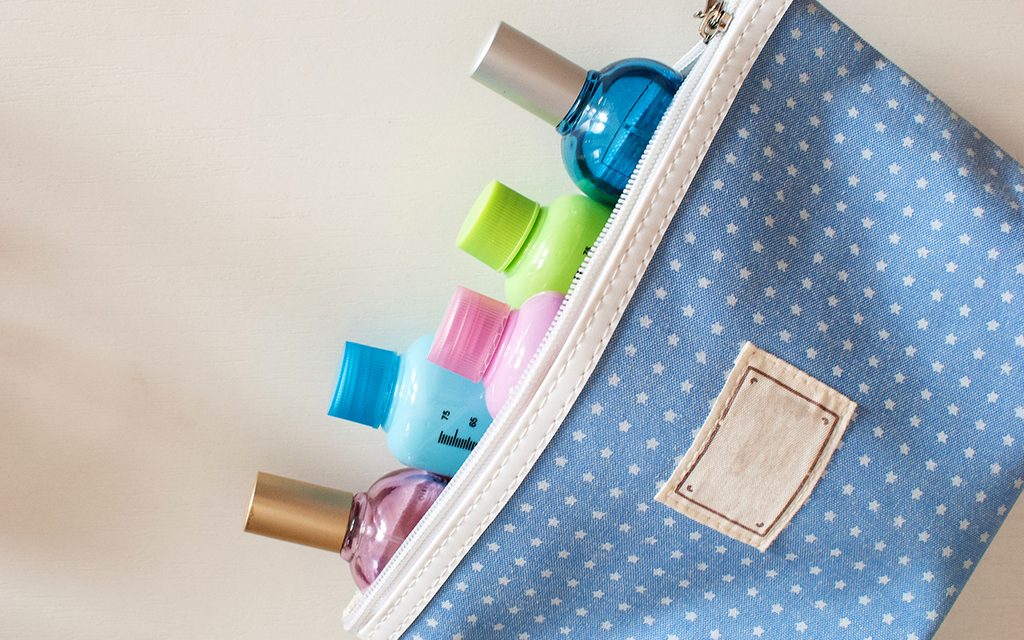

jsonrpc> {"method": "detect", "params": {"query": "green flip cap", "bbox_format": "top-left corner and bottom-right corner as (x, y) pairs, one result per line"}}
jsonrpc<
(457, 181), (540, 272)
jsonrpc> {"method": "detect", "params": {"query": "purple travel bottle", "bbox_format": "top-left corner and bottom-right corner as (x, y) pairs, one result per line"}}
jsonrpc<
(245, 468), (447, 591)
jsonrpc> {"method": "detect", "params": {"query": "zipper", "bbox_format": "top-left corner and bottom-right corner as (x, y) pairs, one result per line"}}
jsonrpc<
(696, 0), (734, 44)
(344, 6), (732, 635)
(344, 0), (775, 636)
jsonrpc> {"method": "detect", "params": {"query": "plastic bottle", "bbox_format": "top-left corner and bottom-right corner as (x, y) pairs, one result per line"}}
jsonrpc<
(329, 336), (491, 478)
(472, 22), (683, 204)
(429, 287), (564, 417)
(245, 469), (447, 591)
(457, 181), (610, 308)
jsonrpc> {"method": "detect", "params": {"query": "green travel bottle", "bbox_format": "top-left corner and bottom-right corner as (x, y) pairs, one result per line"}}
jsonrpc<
(457, 181), (611, 308)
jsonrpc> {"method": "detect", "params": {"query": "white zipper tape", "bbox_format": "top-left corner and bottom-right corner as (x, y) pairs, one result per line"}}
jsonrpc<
(346, 1), (793, 636)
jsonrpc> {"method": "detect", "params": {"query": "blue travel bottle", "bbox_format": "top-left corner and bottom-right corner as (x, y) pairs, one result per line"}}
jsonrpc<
(472, 22), (683, 205)
(329, 336), (492, 478)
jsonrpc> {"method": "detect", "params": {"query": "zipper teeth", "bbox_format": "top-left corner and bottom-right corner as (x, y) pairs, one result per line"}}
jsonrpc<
(346, 109), (667, 621)
(542, 37), (712, 363)
(564, 24), (722, 294)
(544, 44), (707, 352)
(347, 58), (705, 630)
(345, 10), (735, 630)
(342, 126), (662, 626)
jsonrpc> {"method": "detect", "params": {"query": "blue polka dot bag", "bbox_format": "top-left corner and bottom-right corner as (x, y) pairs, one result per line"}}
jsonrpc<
(344, 2), (1024, 638)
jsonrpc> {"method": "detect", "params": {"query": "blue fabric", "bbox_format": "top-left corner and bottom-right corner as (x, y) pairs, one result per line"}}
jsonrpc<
(403, 2), (1024, 638)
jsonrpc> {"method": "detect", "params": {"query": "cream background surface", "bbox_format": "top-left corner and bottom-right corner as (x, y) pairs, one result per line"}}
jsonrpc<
(0, 2), (1021, 638)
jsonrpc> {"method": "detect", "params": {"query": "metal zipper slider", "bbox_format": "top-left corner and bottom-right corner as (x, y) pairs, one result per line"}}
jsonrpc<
(696, 0), (733, 44)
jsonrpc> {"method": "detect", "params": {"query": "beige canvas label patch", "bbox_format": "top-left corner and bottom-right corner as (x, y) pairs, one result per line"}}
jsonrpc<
(656, 342), (856, 551)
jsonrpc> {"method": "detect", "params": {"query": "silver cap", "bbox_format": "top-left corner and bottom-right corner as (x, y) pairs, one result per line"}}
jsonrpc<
(471, 22), (588, 127)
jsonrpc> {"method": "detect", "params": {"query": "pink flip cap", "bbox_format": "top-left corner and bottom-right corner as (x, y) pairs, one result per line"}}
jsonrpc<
(428, 286), (511, 382)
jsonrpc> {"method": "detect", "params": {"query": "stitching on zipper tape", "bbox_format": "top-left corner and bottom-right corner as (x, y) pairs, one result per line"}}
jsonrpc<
(375, 1), (790, 636)
(655, 343), (856, 551)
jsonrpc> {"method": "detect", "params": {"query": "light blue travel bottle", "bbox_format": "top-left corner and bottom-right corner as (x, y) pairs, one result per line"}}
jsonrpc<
(329, 336), (492, 478)
(472, 23), (683, 205)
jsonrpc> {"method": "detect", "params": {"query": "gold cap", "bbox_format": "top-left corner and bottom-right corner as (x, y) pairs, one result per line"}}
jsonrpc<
(245, 472), (353, 552)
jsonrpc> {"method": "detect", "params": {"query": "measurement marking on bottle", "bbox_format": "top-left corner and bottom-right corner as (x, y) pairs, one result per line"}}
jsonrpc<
(437, 429), (479, 452)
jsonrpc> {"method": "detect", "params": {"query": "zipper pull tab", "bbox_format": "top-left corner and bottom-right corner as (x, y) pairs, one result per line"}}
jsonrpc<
(695, 0), (733, 44)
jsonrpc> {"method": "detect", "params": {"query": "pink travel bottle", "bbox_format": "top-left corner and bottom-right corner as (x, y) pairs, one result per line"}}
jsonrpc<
(428, 286), (563, 417)
(244, 468), (447, 591)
